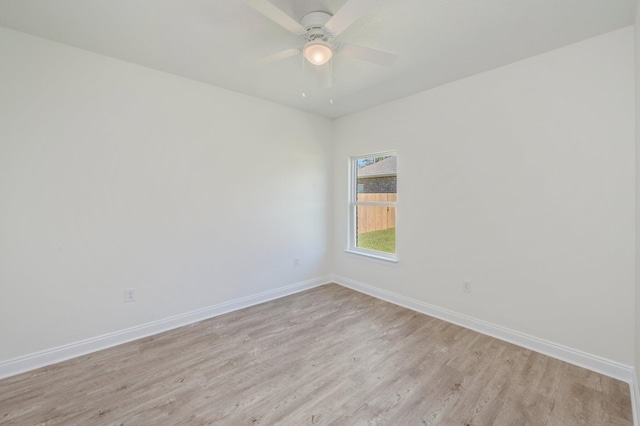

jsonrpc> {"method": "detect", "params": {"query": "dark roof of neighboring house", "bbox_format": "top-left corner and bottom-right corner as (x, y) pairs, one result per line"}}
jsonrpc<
(358, 156), (396, 178)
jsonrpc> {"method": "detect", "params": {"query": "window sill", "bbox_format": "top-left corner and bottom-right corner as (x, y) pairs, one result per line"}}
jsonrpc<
(344, 249), (398, 263)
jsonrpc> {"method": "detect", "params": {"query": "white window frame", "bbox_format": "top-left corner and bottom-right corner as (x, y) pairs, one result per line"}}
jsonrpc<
(347, 150), (398, 262)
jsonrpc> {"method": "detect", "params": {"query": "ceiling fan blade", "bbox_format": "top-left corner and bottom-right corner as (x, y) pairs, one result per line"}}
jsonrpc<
(255, 48), (300, 65)
(244, 0), (306, 35)
(324, 0), (379, 37)
(337, 43), (397, 67)
(315, 63), (332, 89)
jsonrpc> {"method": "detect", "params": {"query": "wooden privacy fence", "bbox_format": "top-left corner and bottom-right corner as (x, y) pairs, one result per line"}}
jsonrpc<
(357, 193), (397, 234)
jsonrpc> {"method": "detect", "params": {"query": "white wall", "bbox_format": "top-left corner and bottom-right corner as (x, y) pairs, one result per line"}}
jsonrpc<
(0, 27), (333, 363)
(333, 27), (635, 365)
(635, 0), (640, 389)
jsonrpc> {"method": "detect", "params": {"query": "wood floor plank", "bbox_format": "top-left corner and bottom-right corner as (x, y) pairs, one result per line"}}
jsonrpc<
(0, 284), (632, 425)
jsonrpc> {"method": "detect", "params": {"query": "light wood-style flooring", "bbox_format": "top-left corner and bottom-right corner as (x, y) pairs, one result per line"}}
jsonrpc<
(0, 284), (632, 425)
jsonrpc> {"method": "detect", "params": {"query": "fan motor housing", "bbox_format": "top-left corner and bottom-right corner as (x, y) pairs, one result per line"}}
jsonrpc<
(302, 11), (332, 32)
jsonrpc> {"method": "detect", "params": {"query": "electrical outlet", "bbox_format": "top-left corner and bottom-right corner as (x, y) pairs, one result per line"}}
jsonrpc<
(293, 257), (299, 267)
(462, 281), (471, 293)
(124, 288), (136, 303)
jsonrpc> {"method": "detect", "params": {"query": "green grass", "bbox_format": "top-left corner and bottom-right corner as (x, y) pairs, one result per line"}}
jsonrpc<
(357, 228), (396, 253)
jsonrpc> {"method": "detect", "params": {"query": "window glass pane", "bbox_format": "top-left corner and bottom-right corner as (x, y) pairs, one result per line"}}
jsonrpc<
(356, 205), (396, 254)
(355, 156), (397, 200)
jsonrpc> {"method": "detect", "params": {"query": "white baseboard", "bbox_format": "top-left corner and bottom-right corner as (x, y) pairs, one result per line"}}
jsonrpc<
(332, 275), (634, 384)
(0, 276), (332, 380)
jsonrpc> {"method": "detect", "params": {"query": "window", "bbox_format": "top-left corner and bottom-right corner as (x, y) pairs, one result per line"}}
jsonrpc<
(348, 152), (397, 261)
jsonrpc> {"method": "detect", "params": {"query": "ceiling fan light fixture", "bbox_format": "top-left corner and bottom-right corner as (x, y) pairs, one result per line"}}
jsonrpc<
(303, 41), (333, 65)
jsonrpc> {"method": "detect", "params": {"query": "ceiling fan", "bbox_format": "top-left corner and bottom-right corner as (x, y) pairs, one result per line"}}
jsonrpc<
(245, 0), (397, 88)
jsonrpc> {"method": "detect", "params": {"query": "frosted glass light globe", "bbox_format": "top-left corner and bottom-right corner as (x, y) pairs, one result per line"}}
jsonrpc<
(303, 41), (333, 65)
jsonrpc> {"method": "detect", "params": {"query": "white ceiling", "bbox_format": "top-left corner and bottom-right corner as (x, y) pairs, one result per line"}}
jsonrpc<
(0, 0), (635, 118)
